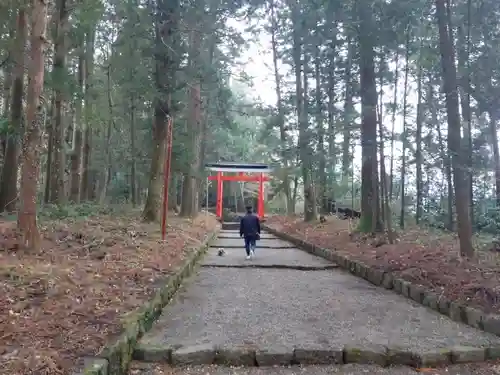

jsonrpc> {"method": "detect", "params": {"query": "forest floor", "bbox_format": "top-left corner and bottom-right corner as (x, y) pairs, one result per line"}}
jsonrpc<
(0, 206), (219, 375)
(265, 215), (500, 314)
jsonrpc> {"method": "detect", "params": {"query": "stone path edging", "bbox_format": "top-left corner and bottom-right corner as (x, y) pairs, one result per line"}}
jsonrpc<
(200, 264), (339, 270)
(73, 228), (221, 375)
(262, 224), (500, 347)
(132, 342), (497, 367)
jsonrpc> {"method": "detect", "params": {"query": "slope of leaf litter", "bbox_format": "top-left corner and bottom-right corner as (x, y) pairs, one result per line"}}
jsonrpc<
(265, 215), (500, 314)
(0, 211), (219, 375)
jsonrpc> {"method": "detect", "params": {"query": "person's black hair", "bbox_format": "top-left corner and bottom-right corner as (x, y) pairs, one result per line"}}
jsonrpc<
(245, 205), (253, 212)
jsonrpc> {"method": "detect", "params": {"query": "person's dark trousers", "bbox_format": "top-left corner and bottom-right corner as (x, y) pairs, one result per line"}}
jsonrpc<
(244, 235), (256, 256)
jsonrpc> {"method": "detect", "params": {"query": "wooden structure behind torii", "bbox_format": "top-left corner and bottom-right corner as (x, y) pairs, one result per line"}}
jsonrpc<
(205, 162), (271, 219)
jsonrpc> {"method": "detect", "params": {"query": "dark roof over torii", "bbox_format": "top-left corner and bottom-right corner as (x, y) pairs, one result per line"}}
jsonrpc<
(204, 162), (272, 173)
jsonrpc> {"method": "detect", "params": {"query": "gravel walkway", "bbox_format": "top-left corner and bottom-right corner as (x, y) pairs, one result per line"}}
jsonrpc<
(218, 230), (275, 239)
(203, 238), (333, 268)
(134, 230), (500, 367)
(213, 237), (295, 248)
(130, 362), (500, 375)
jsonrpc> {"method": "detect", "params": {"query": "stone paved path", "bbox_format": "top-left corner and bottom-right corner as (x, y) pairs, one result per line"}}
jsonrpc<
(130, 362), (500, 375)
(133, 229), (500, 368)
(203, 230), (334, 269)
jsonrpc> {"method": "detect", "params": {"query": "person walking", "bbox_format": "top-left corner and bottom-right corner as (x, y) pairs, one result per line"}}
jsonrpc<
(239, 205), (261, 260)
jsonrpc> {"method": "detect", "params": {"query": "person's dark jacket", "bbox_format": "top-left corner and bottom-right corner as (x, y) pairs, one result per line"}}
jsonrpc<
(240, 213), (261, 238)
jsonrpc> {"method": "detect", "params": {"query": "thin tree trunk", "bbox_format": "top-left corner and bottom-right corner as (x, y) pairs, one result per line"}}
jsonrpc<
(0, 9), (26, 213)
(415, 46), (424, 224)
(129, 94), (137, 206)
(292, 175), (299, 208)
(48, 0), (68, 204)
(314, 20), (327, 213)
(323, 11), (337, 207)
(357, 0), (382, 232)
(99, 63), (114, 204)
(143, 109), (167, 221)
(44, 96), (54, 203)
(18, 0), (48, 250)
(430, 81), (453, 230)
(377, 52), (385, 222)
(301, 34), (316, 221)
(341, 36), (354, 184)
(389, 51), (399, 202)
(1, 27), (13, 159)
(69, 47), (84, 202)
(143, 0), (179, 221)
(290, 0), (315, 221)
(465, 0), (473, 222)
(456, 0), (473, 222)
(270, 0), (293, 214)
(377, 61), (393, 242)
(326, 25), (337, 207)
(180, 27), (203, 218)
(400, 31), (410, 229)
(197, 14), (218, 212)
(435, 0), (474, 257)
(80, 28), (95, 201)
(488, 114), (500, 206)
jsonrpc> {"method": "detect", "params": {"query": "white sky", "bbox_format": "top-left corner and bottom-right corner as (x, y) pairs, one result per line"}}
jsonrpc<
(229, 19), (277, 106)
(228, 18), (395, 175)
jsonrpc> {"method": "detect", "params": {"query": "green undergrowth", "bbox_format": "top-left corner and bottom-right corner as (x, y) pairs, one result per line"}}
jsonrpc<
(38, 203), (132, 221)
(0, 203), (130, 223)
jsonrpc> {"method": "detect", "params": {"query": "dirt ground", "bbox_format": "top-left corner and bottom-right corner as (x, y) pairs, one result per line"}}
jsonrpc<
(0, 210), (219, 375)
(265, 215), (500, 314)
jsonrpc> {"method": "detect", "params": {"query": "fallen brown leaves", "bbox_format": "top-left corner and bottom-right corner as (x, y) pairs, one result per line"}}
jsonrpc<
(0, 211), (219, 375)
(266, 215), (500, 315)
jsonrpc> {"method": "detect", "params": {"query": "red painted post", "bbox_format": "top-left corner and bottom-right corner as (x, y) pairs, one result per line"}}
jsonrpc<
(216, 171), (223, 219)
(161, 117), (174, 241)
(257, 172), (264, 218)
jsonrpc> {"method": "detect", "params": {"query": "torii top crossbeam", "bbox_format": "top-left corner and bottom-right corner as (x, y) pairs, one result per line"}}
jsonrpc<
(205, 162), (272, 173)
(205, 162), (272, 219)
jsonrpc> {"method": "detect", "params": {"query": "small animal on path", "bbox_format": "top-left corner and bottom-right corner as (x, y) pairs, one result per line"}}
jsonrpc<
(217, 248), (225, 256)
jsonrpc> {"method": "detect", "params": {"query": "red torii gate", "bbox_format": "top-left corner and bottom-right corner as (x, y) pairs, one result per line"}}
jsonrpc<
(205, 162), (271, 219)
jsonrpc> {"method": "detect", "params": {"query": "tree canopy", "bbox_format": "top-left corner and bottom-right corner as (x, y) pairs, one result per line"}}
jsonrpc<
(0, 0), (500, 256)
